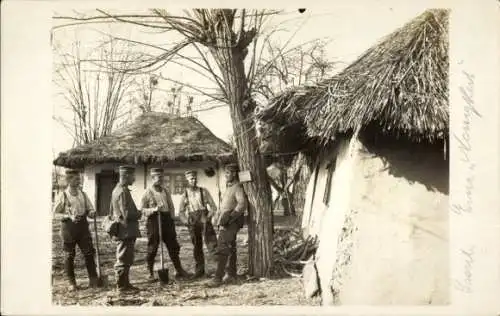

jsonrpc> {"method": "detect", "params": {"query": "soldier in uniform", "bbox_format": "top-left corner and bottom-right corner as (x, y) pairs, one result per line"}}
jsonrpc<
(140, 168), (189, 282)
(53, 169), (99, 291)
(207, 163), (248, 287)
(108, 166), (142, 292)
(178, 169), (218, 278)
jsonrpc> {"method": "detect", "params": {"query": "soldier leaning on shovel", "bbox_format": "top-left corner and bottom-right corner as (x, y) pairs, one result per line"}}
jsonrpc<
(52, 169), (100, 291)
(178, 170), (218, 278)
(105, 166), (142, 293)
(207, 163), (248, 288)
(140, 167), (190, 282)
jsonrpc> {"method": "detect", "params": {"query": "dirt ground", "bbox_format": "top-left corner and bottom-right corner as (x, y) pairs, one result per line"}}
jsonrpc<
(51, 215), (319, 306)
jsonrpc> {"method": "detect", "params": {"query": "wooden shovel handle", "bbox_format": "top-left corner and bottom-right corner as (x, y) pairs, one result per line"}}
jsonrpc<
(93, 216), (102, 277)
(157, 210), (164, 270)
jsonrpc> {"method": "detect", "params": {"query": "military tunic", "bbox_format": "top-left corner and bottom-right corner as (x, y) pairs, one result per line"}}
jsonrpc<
(109, 183), (141, 280)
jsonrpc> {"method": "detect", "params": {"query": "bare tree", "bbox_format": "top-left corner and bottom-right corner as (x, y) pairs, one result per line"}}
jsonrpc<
(131, 74), (159, 113)
(254, 39), (335, 102)
(52, 36), (137, 146)
(53, 9), (328, 277)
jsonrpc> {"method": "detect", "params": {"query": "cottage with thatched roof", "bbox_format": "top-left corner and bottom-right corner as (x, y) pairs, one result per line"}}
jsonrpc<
(258, 9), (449, 305)
(53, 112), (235, 217)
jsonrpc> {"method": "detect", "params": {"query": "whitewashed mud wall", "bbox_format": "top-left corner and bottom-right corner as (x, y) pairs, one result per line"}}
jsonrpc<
(83, 163), (226, 217)
(309, 136), (449, 305)
(332, 142), (449, 305)
(313, 137), (361, 305)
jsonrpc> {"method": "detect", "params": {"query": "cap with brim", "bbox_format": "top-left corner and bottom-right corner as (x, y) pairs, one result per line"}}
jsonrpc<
(224, 163), (239, 172)
(119, 166), (135, 174)
(184, 170), (197, 177)
(150, 168), (164, 175)
(65, 169), (81, 175)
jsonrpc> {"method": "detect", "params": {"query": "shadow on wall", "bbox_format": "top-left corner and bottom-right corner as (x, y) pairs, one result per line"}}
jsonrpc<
(360, 135), (449, 195)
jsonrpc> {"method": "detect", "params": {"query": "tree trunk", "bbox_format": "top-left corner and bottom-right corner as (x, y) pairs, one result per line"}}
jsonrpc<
(211, 47), (273, 277)
(232, 99), (273, 277)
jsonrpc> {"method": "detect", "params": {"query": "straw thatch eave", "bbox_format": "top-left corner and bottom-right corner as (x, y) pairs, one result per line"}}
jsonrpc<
(53, 112), (236, 169)
(308, 8), (449, 143)
(256, 85), (323, 161)
(261, 9), (449, 149)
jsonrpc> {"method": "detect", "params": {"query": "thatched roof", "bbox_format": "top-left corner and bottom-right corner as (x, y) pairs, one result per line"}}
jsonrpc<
(260, 9), (449, 145)
(54, 112), (235, 168)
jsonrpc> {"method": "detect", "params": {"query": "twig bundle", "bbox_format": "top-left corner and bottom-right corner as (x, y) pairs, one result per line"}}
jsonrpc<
(272, 227), (318, 277)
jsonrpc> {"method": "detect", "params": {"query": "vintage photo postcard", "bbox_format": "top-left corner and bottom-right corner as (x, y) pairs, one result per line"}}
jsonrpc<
(1, 0), (499, 315)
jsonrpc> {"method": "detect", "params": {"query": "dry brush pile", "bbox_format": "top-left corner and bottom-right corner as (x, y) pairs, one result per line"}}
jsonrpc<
(272, 226), (318, 277)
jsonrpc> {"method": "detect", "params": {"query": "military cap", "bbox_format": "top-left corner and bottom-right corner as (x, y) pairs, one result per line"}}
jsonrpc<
(64, 168), (81, 175)
(118, 165), (135, 174)
(184, 170), (197, 177)
(224, 163), (239, 172)
(150, 168), (164, 175)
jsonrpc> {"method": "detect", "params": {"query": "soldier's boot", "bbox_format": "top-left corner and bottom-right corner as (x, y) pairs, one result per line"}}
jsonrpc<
(67, 278), (79, 292)
(206, 254), (227, 288)
(64, 257), (79, 291)
(171, 255), (190, 279)
(123, 267), (139, 291)
(146, 261), (158, 283)
(115, 270), (127, 292)
(192, 261), (205, 279)
(192, 238), (205, 278)
(84, 254), (99, 288)
(225, 250), (238, 280)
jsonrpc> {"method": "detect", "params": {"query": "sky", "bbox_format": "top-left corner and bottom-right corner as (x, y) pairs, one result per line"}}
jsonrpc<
(51, 4), (434, 157)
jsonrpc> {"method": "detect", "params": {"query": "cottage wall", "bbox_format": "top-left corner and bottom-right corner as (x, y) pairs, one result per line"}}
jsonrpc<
(82, 162), (226, 217)
(312, 137), (360, 305)
(306, 136), (449, 305)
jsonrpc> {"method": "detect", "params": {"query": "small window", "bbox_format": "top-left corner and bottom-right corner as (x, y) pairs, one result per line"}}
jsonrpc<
(172, 174), (188, 194)
(323, 159), (336, 206)
(163, 173), (187, 194)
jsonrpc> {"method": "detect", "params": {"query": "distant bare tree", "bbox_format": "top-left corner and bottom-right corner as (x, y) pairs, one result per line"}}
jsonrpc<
(254, 39), (335, 102)
(131, 74), (159, 113)
(52, 37), (137, 146)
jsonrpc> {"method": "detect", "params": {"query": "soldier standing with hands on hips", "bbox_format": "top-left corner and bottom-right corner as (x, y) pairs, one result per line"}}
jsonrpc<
(140, 168), (189, 282)
(207, 163), (248, 287)
(106, 166), (142, 293)
(53, 168), (99, 291)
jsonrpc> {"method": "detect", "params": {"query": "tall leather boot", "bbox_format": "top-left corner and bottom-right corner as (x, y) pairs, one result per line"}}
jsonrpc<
(226, 249), (237, 277)
(123, 266), (139, 291)
(64, 255), (78, 291)
(146, 259), (157, 282)
(206, 254), (227, 288)
(84, 254), (99, 288)
(115, 269), (127, 292)
(224, 249), (237, 284)
(171, 253), (189, 279)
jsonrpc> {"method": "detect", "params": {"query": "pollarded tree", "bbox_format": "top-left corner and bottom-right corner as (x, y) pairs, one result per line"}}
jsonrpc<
(54, 9), (279, 277)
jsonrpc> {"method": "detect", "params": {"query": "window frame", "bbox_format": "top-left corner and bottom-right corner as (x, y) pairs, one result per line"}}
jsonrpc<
(323, 158), (336, 206)
(163, 173), (188, 195)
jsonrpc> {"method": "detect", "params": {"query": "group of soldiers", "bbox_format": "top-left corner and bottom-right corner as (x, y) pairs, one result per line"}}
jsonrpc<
(53, 163), (248, 293)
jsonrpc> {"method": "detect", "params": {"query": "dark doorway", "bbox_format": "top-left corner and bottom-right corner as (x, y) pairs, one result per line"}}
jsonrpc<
(96, 170), (119, 216)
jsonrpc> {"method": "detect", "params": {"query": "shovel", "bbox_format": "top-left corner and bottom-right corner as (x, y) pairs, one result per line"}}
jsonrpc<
(156, 210), (169, 285)
(93, 215), (108, 287)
